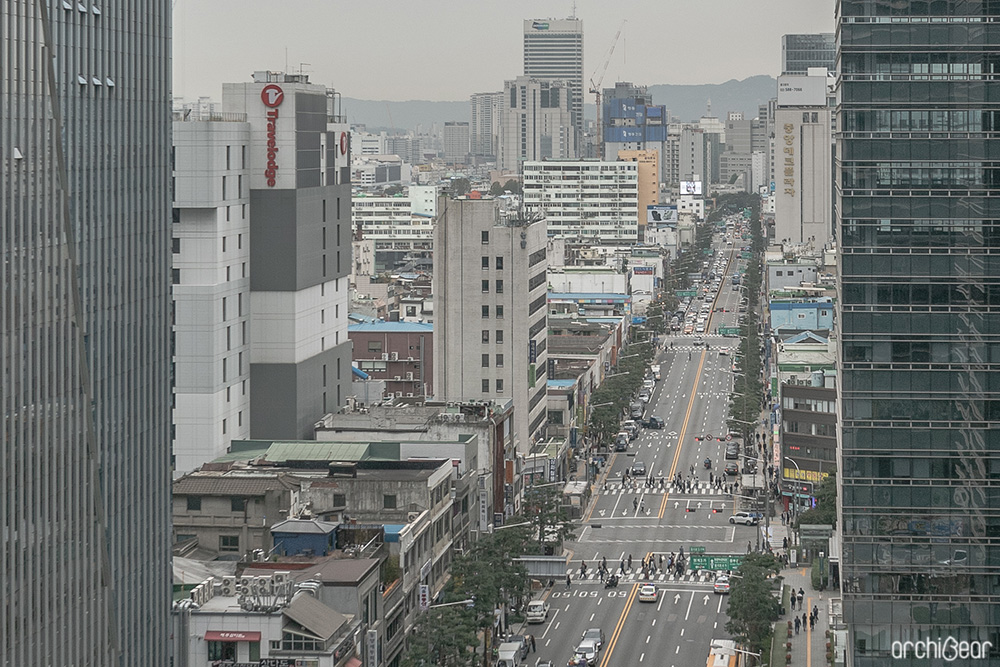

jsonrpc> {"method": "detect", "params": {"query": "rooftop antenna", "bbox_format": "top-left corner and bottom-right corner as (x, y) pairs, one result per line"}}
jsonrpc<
(571, 1), (576, 18)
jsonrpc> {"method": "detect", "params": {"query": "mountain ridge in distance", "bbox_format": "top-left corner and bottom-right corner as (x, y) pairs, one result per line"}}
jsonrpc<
(341, 75), (778, 133)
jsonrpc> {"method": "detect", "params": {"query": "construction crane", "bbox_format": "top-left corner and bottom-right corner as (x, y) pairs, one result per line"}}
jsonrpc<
(589, 20), (625, 160)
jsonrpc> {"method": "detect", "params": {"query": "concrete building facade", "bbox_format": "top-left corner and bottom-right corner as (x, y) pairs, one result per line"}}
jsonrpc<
(352, 186), (436, 273)
(222, 72), (353, 440)
(348, 321), (434, 397)
(523, 17), (584, 147)
(443, 121), (470, 163)
(470, 91), (503, 159)
(618, 150), (660, 241)
(499, 77), (577, 173)
(433, 197), (549, 453)
(522, 160), (638, 243)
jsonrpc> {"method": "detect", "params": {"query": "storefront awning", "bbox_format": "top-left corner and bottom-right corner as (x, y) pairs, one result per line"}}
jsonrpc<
(204, 630), (261, 642)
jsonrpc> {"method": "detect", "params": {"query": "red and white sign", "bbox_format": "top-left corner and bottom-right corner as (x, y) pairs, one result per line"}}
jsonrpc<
(205, 630), (262, 642)
(340, 131), (348, 155)
(260, 84), (284, 108)
(261, 84), (284, 187)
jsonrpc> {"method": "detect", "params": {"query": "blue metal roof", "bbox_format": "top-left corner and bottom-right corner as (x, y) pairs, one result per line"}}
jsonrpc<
(547, 379), (576, 388)
(548, 292), (631, 301)
(348, 322), (433, 333)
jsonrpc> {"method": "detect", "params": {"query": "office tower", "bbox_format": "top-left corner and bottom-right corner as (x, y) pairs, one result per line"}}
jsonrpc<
(223, 72), (353, 440)
(837, 3), (1000, 664)
(433, 197), (548, 455)
(443, 121), (470, 163)
(470, 91), (503, 159)
(172, 117), (252, 475)
(523, 17), (584, 147)
(601, 82), (669, 181)
(781, 33), (836, 75)
(679, 126), (709, 190)
(2, 2), (172, 665)
(523, 160), (639, 243)
(773, 70), (832, 246)
(618, 150), (660, 241)
(499, 76), (577, 173)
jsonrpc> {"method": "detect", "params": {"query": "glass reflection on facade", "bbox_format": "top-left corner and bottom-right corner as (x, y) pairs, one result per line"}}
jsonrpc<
(837, 1), (1000, 664)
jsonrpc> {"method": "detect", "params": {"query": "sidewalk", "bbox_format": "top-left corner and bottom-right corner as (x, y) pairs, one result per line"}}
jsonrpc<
(777, 564), (832, 667)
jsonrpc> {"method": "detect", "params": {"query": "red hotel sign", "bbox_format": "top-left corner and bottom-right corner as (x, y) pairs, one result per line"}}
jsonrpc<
(260, 84), (284, 187)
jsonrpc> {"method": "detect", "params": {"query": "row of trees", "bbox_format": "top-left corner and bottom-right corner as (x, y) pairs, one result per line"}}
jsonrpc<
(401, 484), (574, 667)
(724, 552), (783, 664)
(586, 341), (656, 447)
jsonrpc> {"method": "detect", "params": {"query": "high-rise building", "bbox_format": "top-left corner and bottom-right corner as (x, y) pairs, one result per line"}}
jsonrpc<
(837, 4), (1000, 663)
(523, 17), (584, 147)
(172, 116), (252, 475)
(433, 197), (548, 457)
(2, 2), (172, 664)
(781, 33), (836, 76)
(618, 150), (660, 241)
(443, 121), (470, 163)
(223, 72), (353, 441)
(353, 185), (437, 273)
(601, 82), (669, 180)
(523, 160), (639, 243)
(499, 76), (577, 173)
(470, 91), (503, 159)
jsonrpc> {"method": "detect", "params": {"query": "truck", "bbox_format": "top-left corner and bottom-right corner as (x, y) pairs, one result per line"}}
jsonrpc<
(650, 364), (661, 381)
(495, 642), (522, 667)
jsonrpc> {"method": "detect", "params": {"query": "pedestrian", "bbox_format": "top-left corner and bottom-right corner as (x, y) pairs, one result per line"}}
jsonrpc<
(783, 536), (788, 549)
(633, 497), (639, 511)
(659, 554), (664, 569)
(530, 635), (536, 653)
(602, 556), (607, 571)
(798, 587), (805, 604)
(794, 617), (800, 634)
(620, 559), (626, 575)
(566, 574), (571, 587)
(790, 595), (795, 611)
(709, 471), (714, 484)
(813, 604), (819, 621)
(809, 615), (815, 630)
(641, 500), (646, 513)
(747, 540), (752, 554)
(802, 613), (807, 630)
(628, 554), (633, 570)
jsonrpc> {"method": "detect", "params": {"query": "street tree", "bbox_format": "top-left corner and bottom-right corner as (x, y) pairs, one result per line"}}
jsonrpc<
(400, 601), (478, 667)
(794, 472), (838, 529)
(725, 554), (781, 661)
(518, 482), (577, 553)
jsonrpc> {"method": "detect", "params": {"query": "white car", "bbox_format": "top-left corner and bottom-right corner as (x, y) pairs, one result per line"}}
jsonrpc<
(526, 600), (549, 623)
(729, 511), (759, 526)
(714, 575), (731, 594)
(638, 584), (658, 602)
(574, 640), (599, 666)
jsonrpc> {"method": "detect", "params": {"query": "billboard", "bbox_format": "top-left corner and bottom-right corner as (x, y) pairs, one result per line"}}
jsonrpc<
(679, 181), (703, 196)
(777, 74), (827, 107)
(646, 205), (678, 223)
(633, 266), (654, 275)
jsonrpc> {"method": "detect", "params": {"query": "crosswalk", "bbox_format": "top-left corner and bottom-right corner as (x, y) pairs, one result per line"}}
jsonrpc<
(565, 568), (717, 584)
(601, 481), (734, 496)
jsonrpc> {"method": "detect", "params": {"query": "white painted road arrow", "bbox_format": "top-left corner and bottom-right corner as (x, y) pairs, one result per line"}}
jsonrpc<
(674, 594), (681, 604)
(674, 501), (679, 510)
(703, 595), (711, 605)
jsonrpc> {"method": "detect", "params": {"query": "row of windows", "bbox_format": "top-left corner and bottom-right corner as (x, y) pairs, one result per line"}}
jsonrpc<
(481, 330), (505, 343)
(481, 279), (504, 293)
(481, 305), (504, 318)
(185, 496), (248, 512)
(481, 353), (504, 368)
(844, 367), (1000, 392)
(841, 0), (1000, 17)
(842, 397), (1000, 421)
(842, 425), (1000, 450)
(842, 194), (1000, 218)
(843, 456), (1000, 482)
(784, 421), (837, 437)
(842, 219), (1000, 247)
(482, 379), (504, 393)
(843, 483), (1000, 515)
(841, 79), (1000, 106)
(842, 281), (1000, 306)
(840, 310), (1000, 334)
(842, 53), (1000, 77)
(782, 396), (836, 413)
(481, 255), (504, 270)
(842, 162), (1000, 189)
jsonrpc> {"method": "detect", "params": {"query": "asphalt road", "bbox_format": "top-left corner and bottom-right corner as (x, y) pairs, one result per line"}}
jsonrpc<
(523, 227), (761, 667)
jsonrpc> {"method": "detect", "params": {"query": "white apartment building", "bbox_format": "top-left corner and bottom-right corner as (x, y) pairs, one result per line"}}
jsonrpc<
(499, 77), (576, 174)
(470, 91), (503, 158)
(352, 185), (437, 273)
(522, 160), (638, 243)
(352, 129), (386, 155)
(433, 196), (549, 454)
(443, 121), (470, 163)
(172, 117), (252, 476)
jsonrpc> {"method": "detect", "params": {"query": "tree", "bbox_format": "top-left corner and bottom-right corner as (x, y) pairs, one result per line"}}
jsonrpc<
(794, 472), (838, 529)
(501, 178), (522, 195)
(450, 177), (471, 196)
(488, 181), (503, 196)
(725, 554), (782, 661)
(518, 482), (576, 553)
(400, 602), (478, 667)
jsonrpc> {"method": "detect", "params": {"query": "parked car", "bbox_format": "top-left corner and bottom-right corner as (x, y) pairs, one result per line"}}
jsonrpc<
(724, 462), (739, 475)
(615, 433), (629, 452)
(729, 511), (759, 526)
(638, 390), (651, 403)
(644, 416), (665, 429)
(526, 600), (550, 623)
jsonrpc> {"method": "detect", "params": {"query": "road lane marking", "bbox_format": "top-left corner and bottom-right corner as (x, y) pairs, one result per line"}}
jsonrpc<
(597, 583), (639, 667)
(658, 351), (708, 519)
(541, 608), (559, 639)
(684, 591), (695, 621)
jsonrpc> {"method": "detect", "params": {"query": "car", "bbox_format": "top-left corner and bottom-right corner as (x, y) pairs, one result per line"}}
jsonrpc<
(581, 628), (606, 651)
(631, 460), (646, 476)
(638, 584), (658, 602)
(503, 635), (529, 661)
(692, 338), (704, 346)
(622, 421), (640, 440)
(729, 511), (759, 526)
(725, 444), (740, 460)
(644, 416), (665, 429)
(637, 390), (650, 403)
(537, 662), (554, 667)
(714, 575), (731, 594)
(718, 349), (730, 356)
(615, 433), (629, 452)
(574, 640), (599, 666)
(724, 462), (739, 475)
(526, 600), (550, 623)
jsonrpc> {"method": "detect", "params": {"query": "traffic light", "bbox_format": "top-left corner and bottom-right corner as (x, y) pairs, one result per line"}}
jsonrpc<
(686, 507), (696, 513)
(712, 508), (723, 513)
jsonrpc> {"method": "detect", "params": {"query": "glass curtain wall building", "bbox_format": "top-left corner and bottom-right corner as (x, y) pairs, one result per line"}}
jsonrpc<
(2, 2), (172, 665)
(837, 1), (1000, 664)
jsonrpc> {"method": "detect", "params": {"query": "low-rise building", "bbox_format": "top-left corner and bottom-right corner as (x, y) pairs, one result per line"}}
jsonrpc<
(768, 297), (834, 333)
(349, 321), (434, 397)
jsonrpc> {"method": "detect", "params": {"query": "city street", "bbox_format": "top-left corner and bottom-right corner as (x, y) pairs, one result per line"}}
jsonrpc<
(520, 228), (767, 667)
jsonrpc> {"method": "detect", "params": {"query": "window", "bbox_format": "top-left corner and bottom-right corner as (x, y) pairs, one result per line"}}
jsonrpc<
(172, 238), (180, 254)
(383, 494), (397, 509)
(231, 497), (246, 512)
(171, 269), (180, 285)
(207, 641), (236, 662)
(481, 230), (489, 244)
(496, 305), (504, 318)
(482, 256), (489, 269)
(482, 279), (490, 293)
(496, 379), (504, 392)
(186, 496), (201, 511)
(482, 379), (490, 393)
(482, 330), (489, 343)
(496, 330), (504, 344)
(496, 280), (503, 293)
(219, 535), (240, 553)
(368, 340), (383, 353)
(482, 305), (489, 318)
(482, 354), (489, 368)
(222, 418), (227, 434)
(496, 353), (504, 367)
(496, 256), (504, 270)
(333, 493), (347, 507)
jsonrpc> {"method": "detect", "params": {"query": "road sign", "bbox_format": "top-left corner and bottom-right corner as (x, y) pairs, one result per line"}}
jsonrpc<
(719, 327), (741, 336)
(690, 546), (706, 554)
(676, 290), (697, 298)
(689, 554), (745, 571)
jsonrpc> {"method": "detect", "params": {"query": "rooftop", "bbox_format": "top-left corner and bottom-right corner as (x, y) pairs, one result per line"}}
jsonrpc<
(348, 321), (433, 333)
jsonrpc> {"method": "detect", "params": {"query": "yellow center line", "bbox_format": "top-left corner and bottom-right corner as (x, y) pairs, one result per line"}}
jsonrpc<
(598, 582), (639, 667)
(658, 350), (707, 519)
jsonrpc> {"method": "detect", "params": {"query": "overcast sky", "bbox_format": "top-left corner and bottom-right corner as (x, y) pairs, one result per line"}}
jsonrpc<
(173, 0), (835, 102)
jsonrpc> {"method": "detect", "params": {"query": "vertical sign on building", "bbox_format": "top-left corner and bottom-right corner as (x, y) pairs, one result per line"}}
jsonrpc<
(419, 584), (431, 611)
(782, 123), (796, 197)
(365, 629), (378, 667)
(479, 487), (489, 532)
(260, 84), (284, 187)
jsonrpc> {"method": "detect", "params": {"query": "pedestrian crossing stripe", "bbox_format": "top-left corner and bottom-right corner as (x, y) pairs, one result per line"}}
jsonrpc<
(603, 482), (734, 495)
(563, 569), (716, 583)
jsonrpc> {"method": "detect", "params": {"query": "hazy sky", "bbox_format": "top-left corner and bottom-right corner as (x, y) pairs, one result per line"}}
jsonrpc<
(173, 0), (835, 102)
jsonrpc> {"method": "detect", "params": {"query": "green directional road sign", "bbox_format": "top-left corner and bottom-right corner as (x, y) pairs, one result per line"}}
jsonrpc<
(719, 327), (741, 336)
(676, 290), (697, 298)
(689, 554), (745, 571)
(689, 546), (706, 554)
(740, 251), (752, 259)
